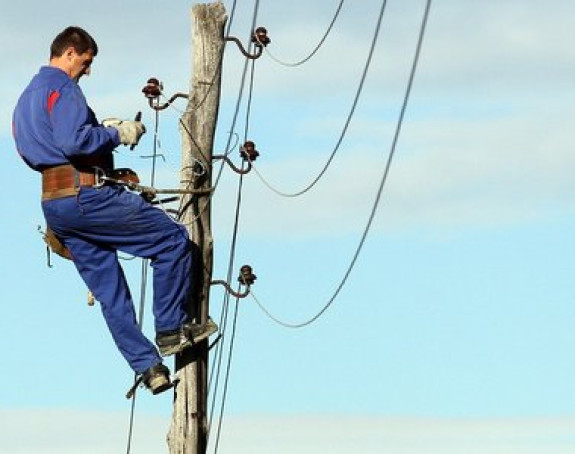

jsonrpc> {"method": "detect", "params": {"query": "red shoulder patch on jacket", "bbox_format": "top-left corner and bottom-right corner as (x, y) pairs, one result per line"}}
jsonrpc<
(47, 90), (60, 114)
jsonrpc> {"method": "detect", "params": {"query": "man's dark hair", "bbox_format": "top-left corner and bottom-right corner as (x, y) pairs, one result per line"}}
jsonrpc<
(50, 26), (98, 58)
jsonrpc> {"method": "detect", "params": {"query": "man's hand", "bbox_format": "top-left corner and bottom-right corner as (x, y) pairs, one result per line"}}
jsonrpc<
(103, 118), (146, 146)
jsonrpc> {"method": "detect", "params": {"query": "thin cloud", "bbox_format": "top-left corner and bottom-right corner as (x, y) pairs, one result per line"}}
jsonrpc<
(2, 410), (575, 454)
(213, 103), (575, 239)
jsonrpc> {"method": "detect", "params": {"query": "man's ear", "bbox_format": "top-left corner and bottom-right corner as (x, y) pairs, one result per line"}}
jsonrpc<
(63, 46), (76, 60)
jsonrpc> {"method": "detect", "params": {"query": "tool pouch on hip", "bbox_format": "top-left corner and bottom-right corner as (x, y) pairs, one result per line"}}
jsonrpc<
(111, 168), (140, 184)
(44, 226), (73, 261)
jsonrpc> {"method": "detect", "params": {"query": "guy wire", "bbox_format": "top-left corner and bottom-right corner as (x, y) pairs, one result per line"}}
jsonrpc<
(126, 2), (245, 452)
(125, 107), (162, 454)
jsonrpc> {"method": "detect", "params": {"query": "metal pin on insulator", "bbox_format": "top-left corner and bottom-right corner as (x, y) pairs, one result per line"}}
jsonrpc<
(211, 265), (256, 298)
(142, 77), (163, 99)
(240, 141), (259, 162)
(252, 27), (270, 47)
(238, 265), (257, 286)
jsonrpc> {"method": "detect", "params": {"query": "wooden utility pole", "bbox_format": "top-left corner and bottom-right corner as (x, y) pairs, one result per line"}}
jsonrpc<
(167, 2), (227, 453)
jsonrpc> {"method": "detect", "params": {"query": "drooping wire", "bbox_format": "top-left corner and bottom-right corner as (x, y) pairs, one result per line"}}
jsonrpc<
(211, 172), (246, 453)
(250, 0), (433, 328)
(212, 293), (241, 454)
(208, 4), (260, 452)
(125, 2), (246, 452)
(174, 4), (255, 226)
(206, 30), (254, 445)
(247, 0), (387, 198)
(173, 0), (244, 224)
(168, 0), (253, 415)
(260, 0), (344, 67)
(125, 108), (162, 454)
(181, 0), (238, 115)
(212, 62), (257, 453)
(176, 0), (247, 403)
(206, 1), (261, 399)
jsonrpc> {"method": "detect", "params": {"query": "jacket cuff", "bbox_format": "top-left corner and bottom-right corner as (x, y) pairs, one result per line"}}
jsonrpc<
(106, 126), (121, 146)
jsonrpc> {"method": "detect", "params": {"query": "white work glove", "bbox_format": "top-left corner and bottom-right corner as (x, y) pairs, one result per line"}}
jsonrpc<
(102, 118), (146, 146)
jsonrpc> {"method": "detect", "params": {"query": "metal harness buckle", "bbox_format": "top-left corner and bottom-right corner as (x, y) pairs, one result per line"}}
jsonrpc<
(93, 167), (110, 188)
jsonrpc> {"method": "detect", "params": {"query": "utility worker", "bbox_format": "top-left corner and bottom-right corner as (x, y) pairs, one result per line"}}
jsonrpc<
(12, 26), (216, 395)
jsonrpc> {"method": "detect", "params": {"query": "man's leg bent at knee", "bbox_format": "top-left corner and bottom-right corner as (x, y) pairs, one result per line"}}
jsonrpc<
(66, 237), (162, 374)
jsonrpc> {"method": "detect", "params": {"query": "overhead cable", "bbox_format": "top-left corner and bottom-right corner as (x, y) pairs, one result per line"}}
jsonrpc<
(208, 4), (261, 453)
(125, 108), (163, 454)
(260, 0), (345, 67)
(248, 0), (387, 198)
(251, 0), (433, 328)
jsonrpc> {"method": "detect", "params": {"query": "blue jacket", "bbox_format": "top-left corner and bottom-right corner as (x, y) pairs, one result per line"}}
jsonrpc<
(13, 66), (120, 171)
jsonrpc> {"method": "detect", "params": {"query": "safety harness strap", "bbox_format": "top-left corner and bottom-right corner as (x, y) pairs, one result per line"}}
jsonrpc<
(41, 164), (99, 201)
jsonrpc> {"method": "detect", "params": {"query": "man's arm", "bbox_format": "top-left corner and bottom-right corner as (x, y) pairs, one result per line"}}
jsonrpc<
(50, 83), (119, 158)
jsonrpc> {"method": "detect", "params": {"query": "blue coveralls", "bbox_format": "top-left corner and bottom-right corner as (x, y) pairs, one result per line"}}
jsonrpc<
(13, 66), (191, 374)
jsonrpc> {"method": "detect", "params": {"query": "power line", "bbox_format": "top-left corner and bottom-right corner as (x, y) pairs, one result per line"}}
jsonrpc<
(208, 4), (261, 453)
(250, 0), (433, 329)
(211, 172), (245, 452)
(119, 1), (252, 452)
(211, 63), (257, 453)
(260, 0), (345, 67)
(247, 0), (389, 198)
(206, 35), (254, 438)
(173, 0), (260, 227)
(125, 108), (163, 454)
(123, 1), (433, 451)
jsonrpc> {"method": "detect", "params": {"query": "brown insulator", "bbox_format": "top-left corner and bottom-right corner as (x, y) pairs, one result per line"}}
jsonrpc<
(238, 265), (257, 286)
(252, 27), (270, 47)
(240, 141), (260, 161)
(142, 78), (162, 99)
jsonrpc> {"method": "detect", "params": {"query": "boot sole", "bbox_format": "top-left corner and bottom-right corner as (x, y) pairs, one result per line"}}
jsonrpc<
(159, 322), (218, 357)
(148, 375), (172, 395)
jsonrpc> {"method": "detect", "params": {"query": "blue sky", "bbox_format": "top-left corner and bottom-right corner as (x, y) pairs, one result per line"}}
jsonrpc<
(2, 0), (575, 453)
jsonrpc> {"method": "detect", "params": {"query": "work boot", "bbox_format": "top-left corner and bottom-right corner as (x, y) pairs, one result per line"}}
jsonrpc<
(155, 318), (218, 357)
(142, 363), (172, 395)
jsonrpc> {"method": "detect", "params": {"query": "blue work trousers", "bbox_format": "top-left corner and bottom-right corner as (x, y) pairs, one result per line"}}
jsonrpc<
(42, 185), (192, 374)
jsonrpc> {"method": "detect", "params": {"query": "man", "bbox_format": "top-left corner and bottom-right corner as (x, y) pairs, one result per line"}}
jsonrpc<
(12, 26), (216, 395)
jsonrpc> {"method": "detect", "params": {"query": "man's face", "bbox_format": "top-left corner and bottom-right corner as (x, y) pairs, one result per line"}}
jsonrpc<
(67, 48), (94, 81)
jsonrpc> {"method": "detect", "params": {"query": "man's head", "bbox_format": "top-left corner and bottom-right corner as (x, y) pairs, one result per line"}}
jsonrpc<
(49, 26), (98, 81)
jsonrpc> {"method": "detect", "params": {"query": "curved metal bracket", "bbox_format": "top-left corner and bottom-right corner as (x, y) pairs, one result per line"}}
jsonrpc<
(225, 36), (264, 60)
(212, 141), (259, 174)
(211, 265), (257, 299)
(141, 78), (189, 111)
(225, 27), (270, 60)
(211, 280), (251, 299)
(212, 154), (252, 175)
(147, 93), (189, 111)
